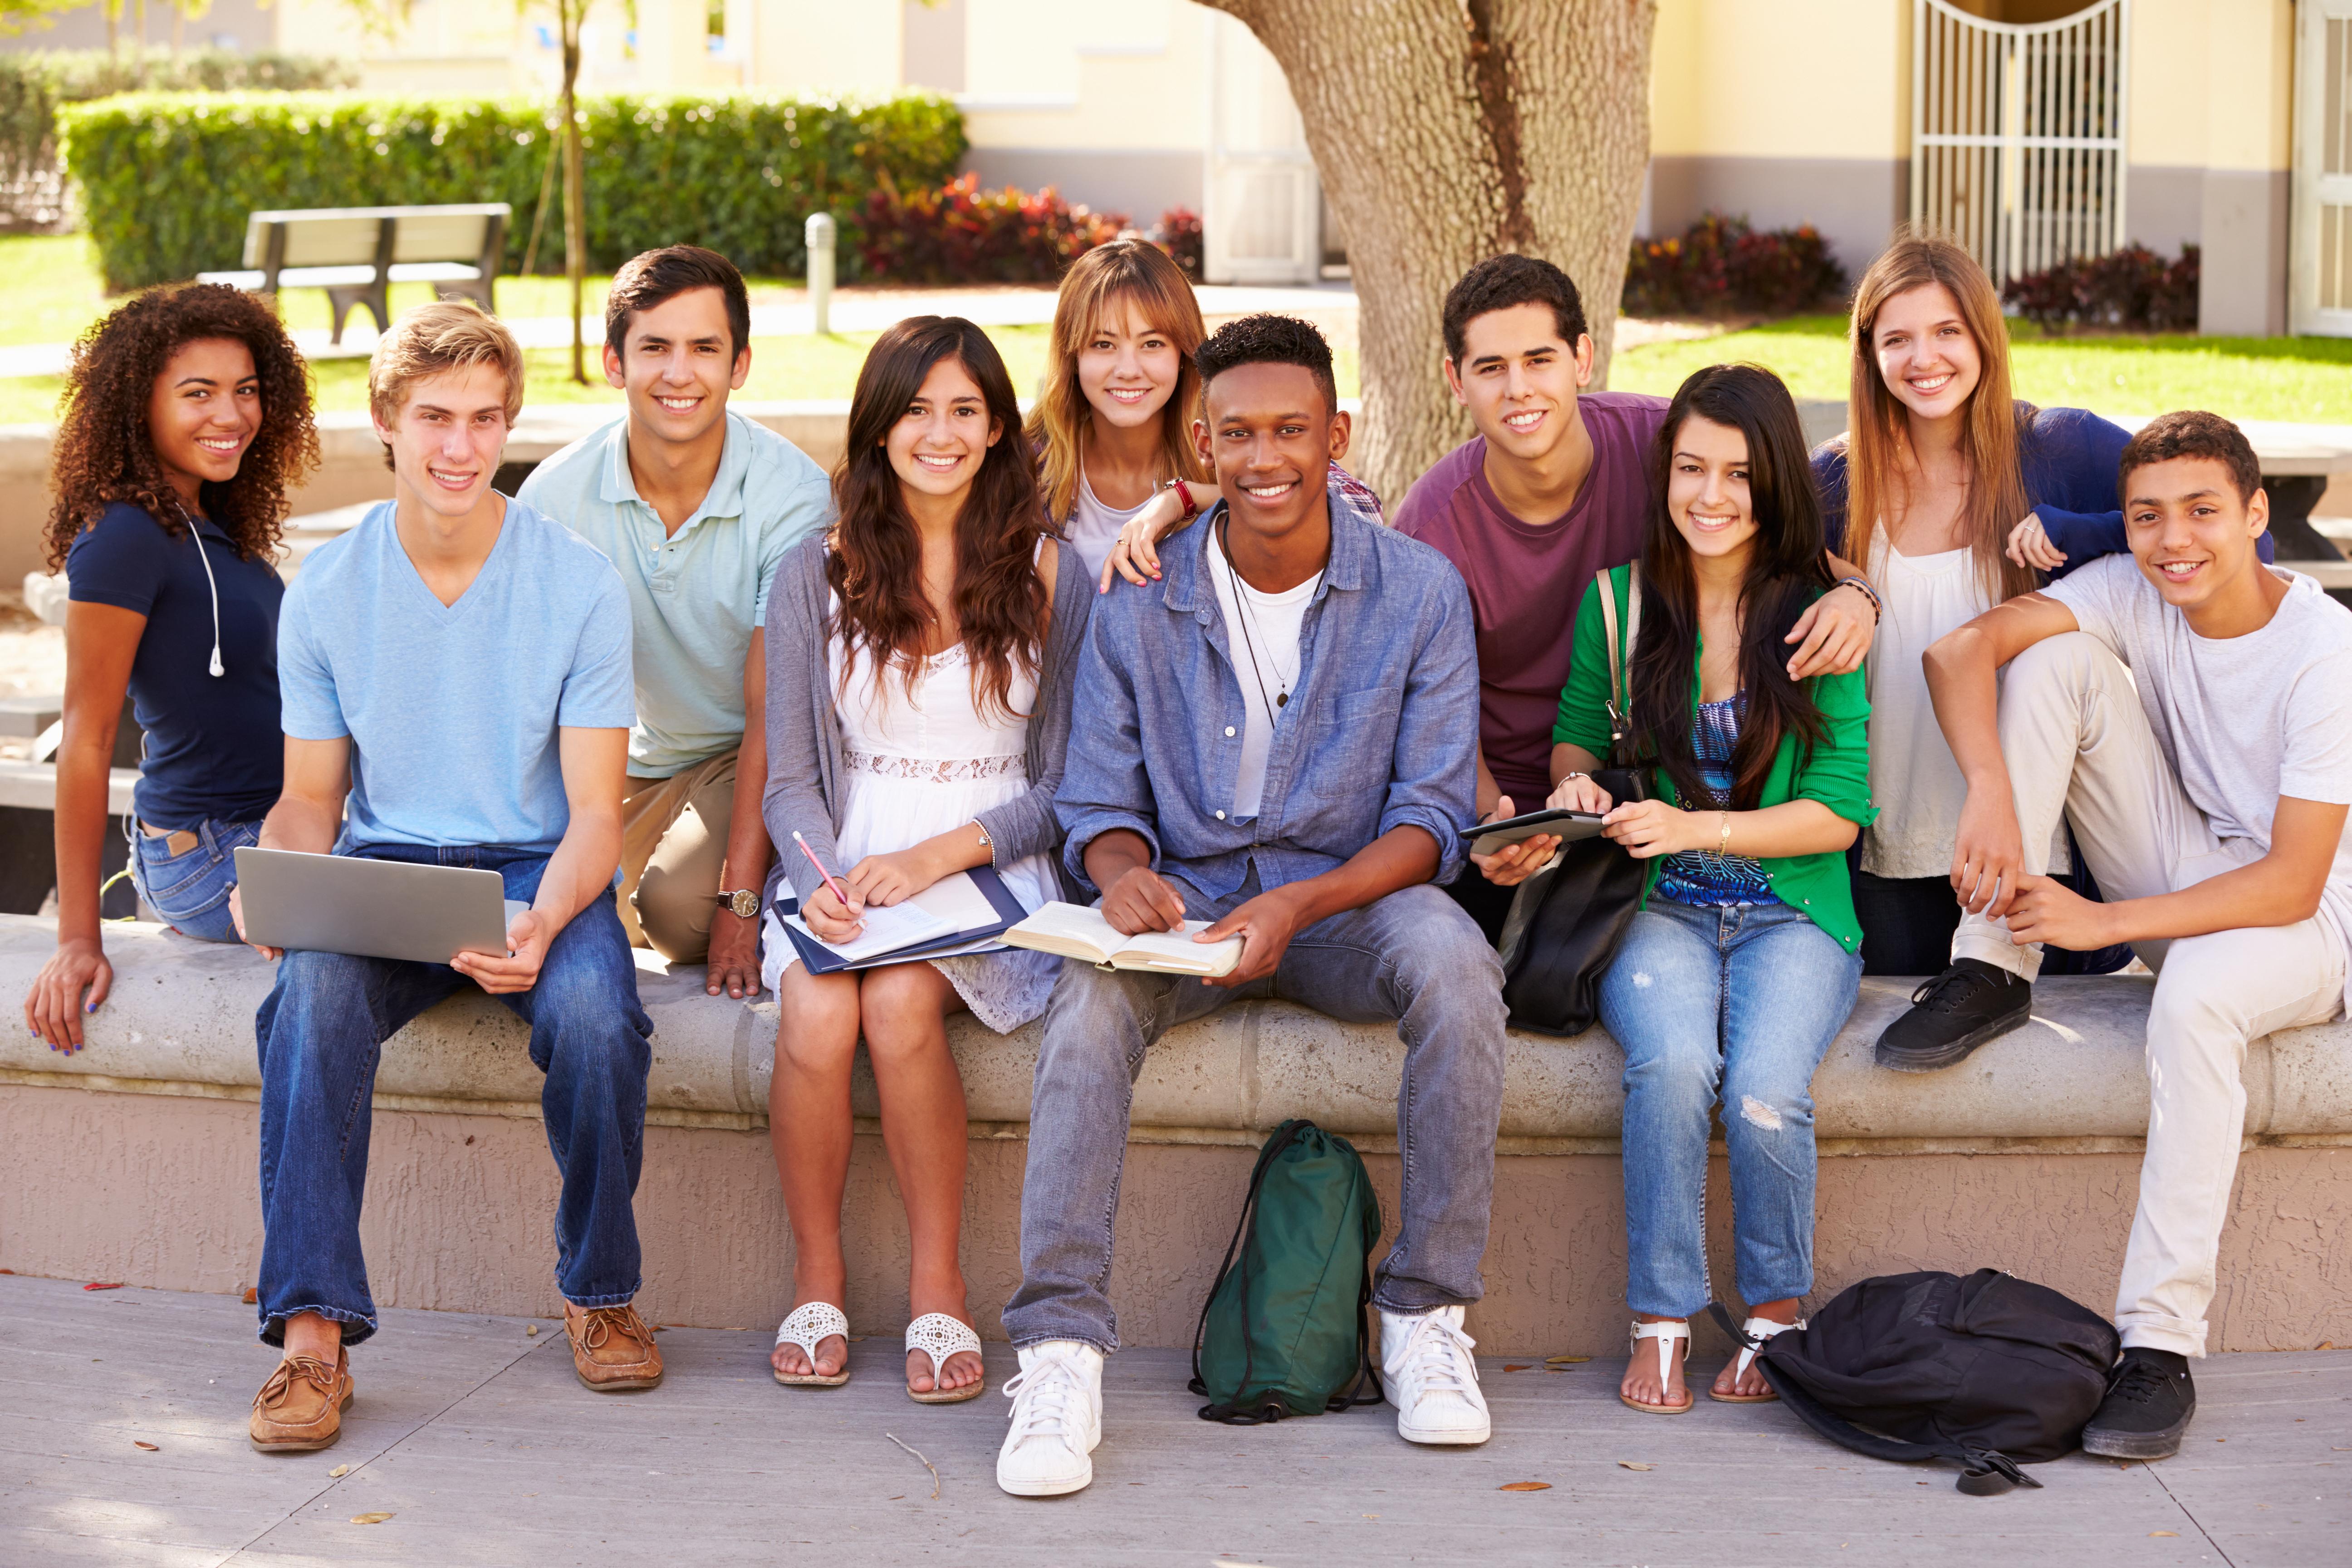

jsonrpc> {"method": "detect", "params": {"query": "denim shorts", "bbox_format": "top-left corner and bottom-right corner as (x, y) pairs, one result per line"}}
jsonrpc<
(130, 817), (263, 943)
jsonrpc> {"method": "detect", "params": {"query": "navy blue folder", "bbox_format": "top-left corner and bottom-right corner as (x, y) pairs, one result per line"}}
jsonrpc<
(774, 864), (1027, 975)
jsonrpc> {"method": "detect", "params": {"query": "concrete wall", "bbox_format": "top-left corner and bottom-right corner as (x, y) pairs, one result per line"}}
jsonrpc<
(4, 917), (2348, 1357)
(6, 1081), (2347, 1359)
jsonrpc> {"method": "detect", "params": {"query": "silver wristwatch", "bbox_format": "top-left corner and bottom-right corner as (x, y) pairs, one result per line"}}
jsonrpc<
(714, 888), (760, 920)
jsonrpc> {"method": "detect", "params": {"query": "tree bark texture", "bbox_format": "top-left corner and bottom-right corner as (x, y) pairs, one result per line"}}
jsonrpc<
(1202, 0), (1656, 504)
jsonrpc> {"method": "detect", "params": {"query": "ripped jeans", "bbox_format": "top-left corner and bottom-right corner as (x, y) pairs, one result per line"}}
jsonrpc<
(1599, 898), (1861, 1319)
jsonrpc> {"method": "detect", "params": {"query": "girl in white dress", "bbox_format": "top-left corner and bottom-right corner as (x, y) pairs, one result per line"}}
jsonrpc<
(760, 316), (1089, 1402)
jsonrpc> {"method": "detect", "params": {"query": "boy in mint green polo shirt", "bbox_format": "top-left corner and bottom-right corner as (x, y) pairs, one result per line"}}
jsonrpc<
(518, 246), (833, 996)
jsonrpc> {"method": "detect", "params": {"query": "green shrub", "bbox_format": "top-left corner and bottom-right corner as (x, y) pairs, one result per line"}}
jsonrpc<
(59, 89), (968, 292)
(0, 50), (354, 229)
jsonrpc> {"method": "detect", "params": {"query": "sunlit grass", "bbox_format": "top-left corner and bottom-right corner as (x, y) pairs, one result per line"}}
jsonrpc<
(1612, 312), (2352, 425)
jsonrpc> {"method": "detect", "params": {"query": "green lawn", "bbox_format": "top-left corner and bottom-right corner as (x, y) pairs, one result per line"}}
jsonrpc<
(1612, 313), (2352, 425)
(3, 231), (2339, 426)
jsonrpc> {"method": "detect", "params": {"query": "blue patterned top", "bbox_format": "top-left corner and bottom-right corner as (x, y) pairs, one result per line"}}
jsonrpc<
(1653, 693), (1780, 908)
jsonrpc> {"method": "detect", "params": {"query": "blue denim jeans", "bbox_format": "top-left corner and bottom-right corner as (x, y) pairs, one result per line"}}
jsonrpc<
(1599, 899), (1862, 1319)
(130, 817), (262, 943)
(1002, 876), (1507, 1353)
(252, 843), (653, 1347)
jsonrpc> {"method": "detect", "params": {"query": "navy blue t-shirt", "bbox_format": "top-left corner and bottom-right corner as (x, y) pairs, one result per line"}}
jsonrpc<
(65, 501), (284, 827)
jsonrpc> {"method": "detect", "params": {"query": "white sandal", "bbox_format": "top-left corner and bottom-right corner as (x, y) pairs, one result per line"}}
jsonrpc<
(1621, 1319), (1693, 1414)
(773, 1302), (852, 1387)
(903, 1313), (986, 1404)
(1712, 1315), (1803, 1404)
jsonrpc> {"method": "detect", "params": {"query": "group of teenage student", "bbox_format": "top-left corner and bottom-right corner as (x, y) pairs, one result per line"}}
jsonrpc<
(22, 228), (2348, 1493)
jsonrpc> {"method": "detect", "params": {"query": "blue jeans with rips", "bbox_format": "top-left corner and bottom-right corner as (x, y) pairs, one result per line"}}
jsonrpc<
(1599, 899), (1862, 1319)
(251, 843), (652, 1347)
(1002, 875), (1507, 1353)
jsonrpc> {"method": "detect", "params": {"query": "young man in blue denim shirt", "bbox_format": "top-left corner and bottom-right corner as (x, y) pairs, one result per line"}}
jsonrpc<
(233, 304), (659, 1453)
(997, 315), (1508, 1497)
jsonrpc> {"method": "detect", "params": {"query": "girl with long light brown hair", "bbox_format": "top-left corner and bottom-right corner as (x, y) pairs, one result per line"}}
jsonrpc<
(1814, 231), (2176, 1011)
(759, 315), (1090, 1404)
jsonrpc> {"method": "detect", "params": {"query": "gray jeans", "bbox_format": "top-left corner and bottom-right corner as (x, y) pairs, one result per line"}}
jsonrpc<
(1002, 876), (1508, 1352)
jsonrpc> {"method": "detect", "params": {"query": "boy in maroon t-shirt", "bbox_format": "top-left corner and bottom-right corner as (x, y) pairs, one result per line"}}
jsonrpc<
(1392, 255), (1878, 940)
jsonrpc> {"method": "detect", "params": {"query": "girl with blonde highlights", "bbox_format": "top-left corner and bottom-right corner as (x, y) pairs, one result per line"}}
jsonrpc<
(1034, 238), (1387, 590)
(1815, 230), (2155, 983)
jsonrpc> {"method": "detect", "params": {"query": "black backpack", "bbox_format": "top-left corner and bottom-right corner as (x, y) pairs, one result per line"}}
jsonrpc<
(1713, 1268), (2121, 1496)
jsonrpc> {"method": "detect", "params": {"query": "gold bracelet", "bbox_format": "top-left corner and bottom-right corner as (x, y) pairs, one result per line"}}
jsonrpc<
(1717, 811), (1731, 856)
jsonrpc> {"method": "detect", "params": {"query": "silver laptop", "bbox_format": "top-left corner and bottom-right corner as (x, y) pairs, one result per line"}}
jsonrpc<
(233, 848), (528, 965)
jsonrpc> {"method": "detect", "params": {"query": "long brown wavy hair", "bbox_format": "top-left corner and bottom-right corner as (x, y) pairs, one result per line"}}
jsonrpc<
(831, 315), (1049, 722)
(1632, 365), (1833, 811)
(1838, 230), (2034, 605)
(1023, 239), (1209, 524)
(44, 282), (318, 569)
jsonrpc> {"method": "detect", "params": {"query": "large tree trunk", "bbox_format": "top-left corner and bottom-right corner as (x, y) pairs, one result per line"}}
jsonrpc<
(1202, 0), (1656, 504)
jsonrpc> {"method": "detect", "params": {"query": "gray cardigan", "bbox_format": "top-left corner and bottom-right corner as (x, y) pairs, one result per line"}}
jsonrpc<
(760, 532), (1092, 911)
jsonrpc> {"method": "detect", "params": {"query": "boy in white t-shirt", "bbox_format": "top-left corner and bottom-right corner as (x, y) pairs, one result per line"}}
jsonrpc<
(1913, 410), (2352, 1459)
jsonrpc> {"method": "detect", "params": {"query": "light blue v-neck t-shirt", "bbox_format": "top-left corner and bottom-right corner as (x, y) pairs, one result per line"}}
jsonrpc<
(277, 497), (636, 853)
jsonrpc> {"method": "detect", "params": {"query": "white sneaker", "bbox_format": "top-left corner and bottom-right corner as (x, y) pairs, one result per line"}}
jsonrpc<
(1379, 1305), (1491, 1446)
(996, 1340), (1104, 1496)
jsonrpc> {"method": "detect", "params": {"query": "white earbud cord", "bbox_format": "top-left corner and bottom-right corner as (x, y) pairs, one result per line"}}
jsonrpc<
(172, 497), (225, 677)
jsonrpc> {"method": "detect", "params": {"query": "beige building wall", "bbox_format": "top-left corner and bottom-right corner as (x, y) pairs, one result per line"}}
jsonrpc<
(1646, 0), (1911, 279)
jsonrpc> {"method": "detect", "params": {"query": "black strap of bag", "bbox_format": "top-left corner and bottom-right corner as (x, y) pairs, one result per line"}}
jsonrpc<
(1705, 1304), (2040, 1497)
(1496, 568), (1651, 1035)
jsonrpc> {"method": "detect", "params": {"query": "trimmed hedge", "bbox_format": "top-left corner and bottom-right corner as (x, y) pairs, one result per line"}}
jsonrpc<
(2003, 243), (2200, 334)
(59, 90), (967, 292)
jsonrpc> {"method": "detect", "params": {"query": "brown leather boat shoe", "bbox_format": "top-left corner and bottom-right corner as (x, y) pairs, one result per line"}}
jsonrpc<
(250, 1350), (353, 1452)
(564, 1302), (664, 1392)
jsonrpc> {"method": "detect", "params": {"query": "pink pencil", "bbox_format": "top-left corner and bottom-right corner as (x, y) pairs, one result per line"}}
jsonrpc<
(791, 831), (853, 910)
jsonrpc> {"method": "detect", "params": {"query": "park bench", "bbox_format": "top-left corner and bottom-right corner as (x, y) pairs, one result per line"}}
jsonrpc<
(197, 203), (510, 345)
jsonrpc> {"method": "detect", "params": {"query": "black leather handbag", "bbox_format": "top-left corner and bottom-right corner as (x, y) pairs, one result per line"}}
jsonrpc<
(1495, 568), (1650, 1036)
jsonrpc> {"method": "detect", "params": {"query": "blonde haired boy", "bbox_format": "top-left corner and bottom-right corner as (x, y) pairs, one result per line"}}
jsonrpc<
(236, 301), (661, 1453)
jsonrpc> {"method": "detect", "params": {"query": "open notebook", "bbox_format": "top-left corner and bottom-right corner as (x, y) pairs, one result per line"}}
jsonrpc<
(1004, 901), (1244, 978)
(770, 866), (1027, 975)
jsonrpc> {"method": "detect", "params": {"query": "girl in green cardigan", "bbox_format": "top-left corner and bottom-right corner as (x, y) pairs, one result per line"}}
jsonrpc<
(1546, 364), (1874, 1416)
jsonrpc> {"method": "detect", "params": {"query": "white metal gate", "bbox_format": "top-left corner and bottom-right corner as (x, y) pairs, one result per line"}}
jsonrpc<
(1910, 0), (2131, 288)
(1202, 11), (1321, 286)
(2292, 0), (2352, 335)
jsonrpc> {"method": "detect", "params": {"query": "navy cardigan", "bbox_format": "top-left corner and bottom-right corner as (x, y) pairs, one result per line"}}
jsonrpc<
(1812, 402), (2270, 582)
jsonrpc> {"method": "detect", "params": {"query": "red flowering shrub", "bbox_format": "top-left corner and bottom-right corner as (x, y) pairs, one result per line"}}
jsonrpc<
(2002, 244), (2199, 334)
(1152, 205), (1203, 277)
(859, 172), (1126, 283)
(1624, 212), (1847, 318)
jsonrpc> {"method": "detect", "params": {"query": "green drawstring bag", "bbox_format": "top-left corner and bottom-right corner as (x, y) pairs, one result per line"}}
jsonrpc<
(1187, 1118), (1384, 1424)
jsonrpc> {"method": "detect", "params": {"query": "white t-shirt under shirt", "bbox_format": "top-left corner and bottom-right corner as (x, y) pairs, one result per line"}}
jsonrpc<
(2043, 558), (2352, 992)
(1205, 539), (1321, 820)
(1063, 468), (1152, 585)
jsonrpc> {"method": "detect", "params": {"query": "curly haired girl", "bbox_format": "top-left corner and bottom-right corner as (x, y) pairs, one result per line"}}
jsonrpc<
(24, 283), (318, 1051)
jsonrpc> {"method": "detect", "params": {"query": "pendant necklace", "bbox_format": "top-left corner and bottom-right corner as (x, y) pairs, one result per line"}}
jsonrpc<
(1218, 517), (1296, 723)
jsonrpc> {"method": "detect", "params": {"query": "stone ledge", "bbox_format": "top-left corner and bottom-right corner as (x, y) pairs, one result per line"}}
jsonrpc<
(8, 913), (2351, 1146)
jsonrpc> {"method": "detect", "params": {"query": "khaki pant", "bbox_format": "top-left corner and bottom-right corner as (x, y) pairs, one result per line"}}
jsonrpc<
(619, 749), (741, 964)
(1953, 634), (2345, 1356)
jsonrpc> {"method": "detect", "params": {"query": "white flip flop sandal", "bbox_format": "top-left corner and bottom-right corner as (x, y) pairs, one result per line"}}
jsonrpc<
(1621, 1319), (1693, 1414)
(903, 1313), (986, 1404)
(1712, 1315), (1803, 1404)
(773, 1302), (852, 1387)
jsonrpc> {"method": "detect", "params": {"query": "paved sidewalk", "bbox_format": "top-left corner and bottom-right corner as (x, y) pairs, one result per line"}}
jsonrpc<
(2, 1274), (2345, 1566)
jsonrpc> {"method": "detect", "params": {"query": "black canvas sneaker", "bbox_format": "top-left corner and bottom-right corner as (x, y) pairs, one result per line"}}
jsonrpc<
(2081, 1348), (2197, 1460)
(1874, 959), (2033, 1073)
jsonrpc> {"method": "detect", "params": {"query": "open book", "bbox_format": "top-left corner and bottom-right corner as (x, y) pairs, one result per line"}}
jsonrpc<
(1004, 901), (1245, 978)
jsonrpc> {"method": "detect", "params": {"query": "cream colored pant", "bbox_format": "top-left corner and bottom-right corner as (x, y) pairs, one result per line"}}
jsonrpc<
(618, 749), (740, 964)
(1952, 634), (2344, 1355)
